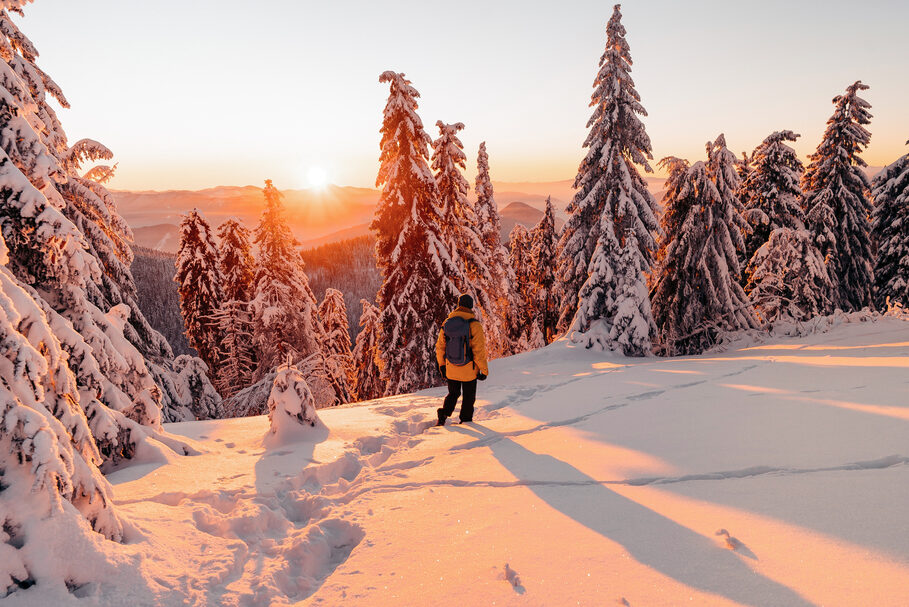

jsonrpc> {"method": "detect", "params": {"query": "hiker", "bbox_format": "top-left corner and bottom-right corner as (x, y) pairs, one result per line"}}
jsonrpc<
(435, 293), (488, 426)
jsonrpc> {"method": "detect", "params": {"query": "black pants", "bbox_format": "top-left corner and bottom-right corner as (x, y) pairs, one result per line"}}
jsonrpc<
(439, 379), (477, 422)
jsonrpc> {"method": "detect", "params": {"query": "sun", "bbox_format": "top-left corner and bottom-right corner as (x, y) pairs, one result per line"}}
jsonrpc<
(306, 166), (328, 189)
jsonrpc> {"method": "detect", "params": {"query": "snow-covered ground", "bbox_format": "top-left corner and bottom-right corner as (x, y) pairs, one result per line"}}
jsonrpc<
(11, 316), (909, 606)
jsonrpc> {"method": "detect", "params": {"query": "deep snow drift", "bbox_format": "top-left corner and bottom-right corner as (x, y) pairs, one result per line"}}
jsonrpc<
(8, 314), (909, 606)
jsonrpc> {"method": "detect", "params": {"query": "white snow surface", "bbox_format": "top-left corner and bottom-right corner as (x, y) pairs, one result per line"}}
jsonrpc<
(9, 316), (909, 606)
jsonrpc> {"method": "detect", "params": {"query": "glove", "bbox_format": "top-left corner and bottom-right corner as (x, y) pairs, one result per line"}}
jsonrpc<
(439, 365), (447, 379)
(477, 373), (487, 381)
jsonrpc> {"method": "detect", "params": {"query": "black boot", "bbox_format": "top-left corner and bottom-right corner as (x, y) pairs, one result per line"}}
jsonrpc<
(436, 408), (446, 427)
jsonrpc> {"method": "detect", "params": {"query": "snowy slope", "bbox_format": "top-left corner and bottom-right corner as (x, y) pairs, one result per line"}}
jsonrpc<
(8, 316), (909, 606)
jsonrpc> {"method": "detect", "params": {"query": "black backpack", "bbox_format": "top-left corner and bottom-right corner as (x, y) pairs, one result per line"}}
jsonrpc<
(443, 316), (477, 366)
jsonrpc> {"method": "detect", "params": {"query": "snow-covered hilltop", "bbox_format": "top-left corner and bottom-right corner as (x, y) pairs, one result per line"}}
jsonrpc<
(6, 311), (908, 606)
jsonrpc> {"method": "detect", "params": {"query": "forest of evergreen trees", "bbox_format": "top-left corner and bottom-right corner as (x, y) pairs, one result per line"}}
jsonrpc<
(131, 245), (193, 355)
(132, 236), (381, 359)
(169, 4), (908, 411)
(302, 235), (382, 340)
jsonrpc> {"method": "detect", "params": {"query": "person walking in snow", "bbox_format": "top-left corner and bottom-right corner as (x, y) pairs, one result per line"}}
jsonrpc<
(435, 293), (489, 426)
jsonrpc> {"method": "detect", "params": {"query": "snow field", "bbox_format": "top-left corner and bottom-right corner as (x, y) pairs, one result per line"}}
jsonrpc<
(308, 317), (909, 606)
(7, 315), (909, 606)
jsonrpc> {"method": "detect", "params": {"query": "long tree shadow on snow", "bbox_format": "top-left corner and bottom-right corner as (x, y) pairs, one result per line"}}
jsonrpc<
(452, 423), (816, 607)
(480, 344), (909, 561)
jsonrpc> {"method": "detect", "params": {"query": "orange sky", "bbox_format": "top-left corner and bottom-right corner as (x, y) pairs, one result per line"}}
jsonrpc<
(17, 0), (909, 192)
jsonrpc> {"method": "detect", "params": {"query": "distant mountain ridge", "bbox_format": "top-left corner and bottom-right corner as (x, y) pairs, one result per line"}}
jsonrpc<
(119, 173), (838, 252)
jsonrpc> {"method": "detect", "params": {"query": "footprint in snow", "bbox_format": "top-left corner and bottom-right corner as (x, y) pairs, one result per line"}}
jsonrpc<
(495, 563), (525, 594)
(715, 529), (758, 560)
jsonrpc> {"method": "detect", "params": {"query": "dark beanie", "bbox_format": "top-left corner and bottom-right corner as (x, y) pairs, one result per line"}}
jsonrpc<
(458, 293), (474, 309)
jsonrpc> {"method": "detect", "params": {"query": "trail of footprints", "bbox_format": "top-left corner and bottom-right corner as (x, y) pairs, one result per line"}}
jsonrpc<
(146, 358), (903, 603)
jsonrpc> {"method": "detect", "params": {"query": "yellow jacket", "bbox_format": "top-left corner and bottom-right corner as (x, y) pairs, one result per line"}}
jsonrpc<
(435, 306), (489, 382)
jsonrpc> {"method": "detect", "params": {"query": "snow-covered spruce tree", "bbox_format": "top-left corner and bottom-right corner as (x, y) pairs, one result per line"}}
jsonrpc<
(508, 224), (542, 351)
(265, 360), (320, 447)
(651, 154), (760, 355)
(739, 131), (806, 266)
(0, 10), (199, 431)
(213, 218), (256, 396)
(372, 72), (462, 395)
(59, 141), (175, 364)
(431, 121), (500, 350)
(167, 354), (221, 419)
(473, 142), (515, 354)
(0, 8), (211, 455)
(351, 299), (384, 401)
(174, 209), (222, 375)
(319, 288), (354, 403)
(871, 143), (909, 308)
(217, 217), (255, 304)
(802, 81), (874, 312)
(745, 228), (833, 324)
(610, 230), (656, 355)
(251, 181), (341, 402)
(706, 133), (752, 262)
(555, 4), (659, 351)
(211, 299), (254, 397)
(0, 235), (126, 592)
(529, 197), (559, 344)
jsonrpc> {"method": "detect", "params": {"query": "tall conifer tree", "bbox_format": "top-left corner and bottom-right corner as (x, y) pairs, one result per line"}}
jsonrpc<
(319, 288), (354, 403)
(802, 81), (874, 311)
(707, 134), (752, 259)
(0, 4), (216, 579)
(740, 131), (806, 265)
(352, 299), (384, 401)
(555, 4), (659, 351)
(213, 218), (256, 396)
(739, 132), (833, 322)
(431, 121), (500, 348)
(474, 142), (515, 355)
(174, 209), (222, 374)
(651, 152), (759, 355)
(251, 181), (327, 385)
(0, 6), (214, 439)
(508, 224), (542, 351)
(217, 218), (255, 302)
(529, 197), (559, 344)
(373, 72), (461, 395)
(871, 143), (909, 308)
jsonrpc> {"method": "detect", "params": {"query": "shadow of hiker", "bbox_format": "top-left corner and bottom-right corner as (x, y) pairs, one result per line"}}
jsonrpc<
(452, 423), (816, 607)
